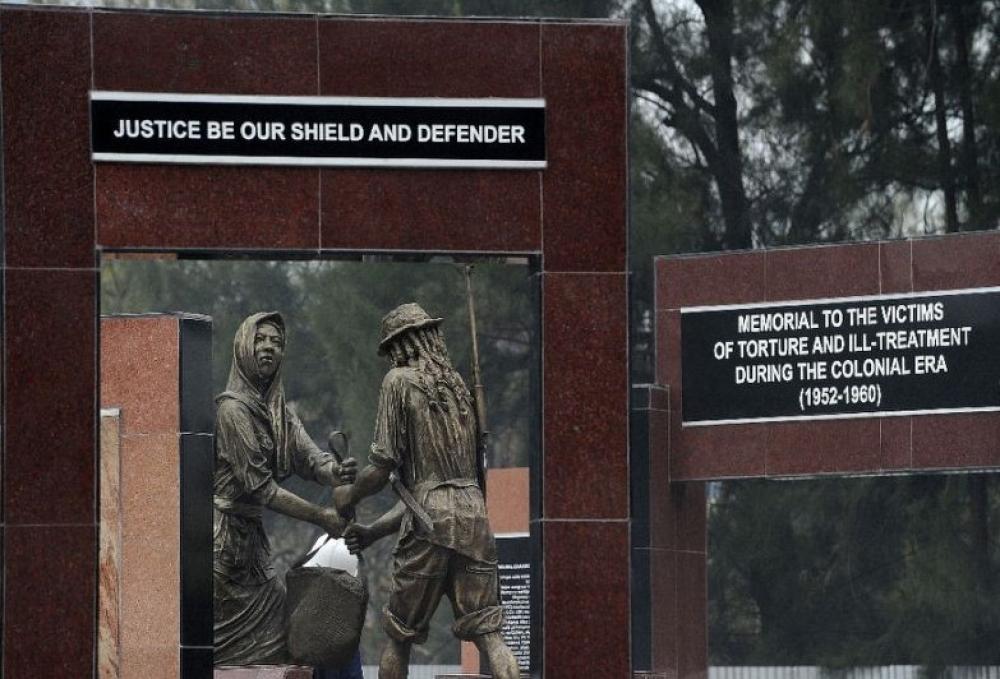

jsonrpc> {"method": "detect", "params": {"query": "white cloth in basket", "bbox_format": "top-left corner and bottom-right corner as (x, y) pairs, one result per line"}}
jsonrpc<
(304, 535), (359, 577)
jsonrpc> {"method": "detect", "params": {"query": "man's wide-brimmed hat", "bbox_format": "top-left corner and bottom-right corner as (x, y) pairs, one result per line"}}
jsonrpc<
(378, 303), (443, 355)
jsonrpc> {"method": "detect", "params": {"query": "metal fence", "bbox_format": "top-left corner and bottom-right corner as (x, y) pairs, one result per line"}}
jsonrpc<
(356, 667), (1000, 678)
(361, 665), (461, 679)
(710, 668), (1000, 679)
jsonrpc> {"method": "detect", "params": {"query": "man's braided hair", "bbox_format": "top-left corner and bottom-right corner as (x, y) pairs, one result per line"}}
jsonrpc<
(385, 325), (472, 415)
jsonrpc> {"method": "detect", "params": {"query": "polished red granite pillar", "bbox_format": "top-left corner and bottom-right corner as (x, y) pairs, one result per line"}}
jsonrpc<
(2, 8), (97, 677)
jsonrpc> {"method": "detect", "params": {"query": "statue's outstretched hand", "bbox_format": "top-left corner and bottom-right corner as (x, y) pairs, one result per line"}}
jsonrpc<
(336, 457), (358, 485)
(344, 523), (375, 555)
(318, 507), (346, 539)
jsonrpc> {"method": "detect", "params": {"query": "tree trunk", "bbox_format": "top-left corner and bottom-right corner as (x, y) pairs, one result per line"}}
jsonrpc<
(698, 0), (752, 249)
(968, 474), (991, 593)
(926, 6), (960, 233)
(788, 146), (830, 243)
(949, 0), (984, 229)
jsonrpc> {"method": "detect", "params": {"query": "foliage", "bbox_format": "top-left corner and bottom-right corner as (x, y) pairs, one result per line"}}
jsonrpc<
(709, 474), (1000, 668)
(631, 0), (1000, 245)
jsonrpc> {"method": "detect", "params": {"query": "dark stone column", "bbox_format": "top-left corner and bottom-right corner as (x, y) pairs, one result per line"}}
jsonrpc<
(180, 315), (215, 677)
(632, 384), (707, 679)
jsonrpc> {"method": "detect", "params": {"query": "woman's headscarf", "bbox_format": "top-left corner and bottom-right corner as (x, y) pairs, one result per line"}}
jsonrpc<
(217, 311), (292, 479)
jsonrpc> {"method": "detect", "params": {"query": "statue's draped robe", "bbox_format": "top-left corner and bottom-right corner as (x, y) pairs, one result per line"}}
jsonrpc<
(213, 312), (337, 665)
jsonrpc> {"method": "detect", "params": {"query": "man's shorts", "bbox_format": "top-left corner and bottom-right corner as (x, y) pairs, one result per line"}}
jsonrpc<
(382, 534), (504, 644)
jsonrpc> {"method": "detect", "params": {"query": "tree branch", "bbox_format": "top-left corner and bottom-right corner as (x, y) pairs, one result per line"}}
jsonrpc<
(639, 0), (717, 116)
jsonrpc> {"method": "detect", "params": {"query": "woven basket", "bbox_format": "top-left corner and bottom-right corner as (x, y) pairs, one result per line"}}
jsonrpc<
(285, 558), (368, 667)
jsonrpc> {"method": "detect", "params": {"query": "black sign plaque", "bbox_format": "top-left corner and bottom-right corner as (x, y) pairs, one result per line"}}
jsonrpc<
(91, 92), (546, 169)
(496, 534), (532, 672)
(681, 288), (1000, 425)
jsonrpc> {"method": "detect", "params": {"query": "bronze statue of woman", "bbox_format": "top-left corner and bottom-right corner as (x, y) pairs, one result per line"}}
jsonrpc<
(213, 312), (356, 665)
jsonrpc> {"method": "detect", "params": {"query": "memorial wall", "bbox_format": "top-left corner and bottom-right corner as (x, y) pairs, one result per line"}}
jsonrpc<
(0, 7), (628, 678)
(638, 232), (1000, 678)
(2, 4), (997, 679)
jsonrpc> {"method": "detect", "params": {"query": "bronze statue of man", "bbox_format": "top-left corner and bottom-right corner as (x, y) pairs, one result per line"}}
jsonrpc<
(214, 312), (357, 665)
(335, 303), (519, 679)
